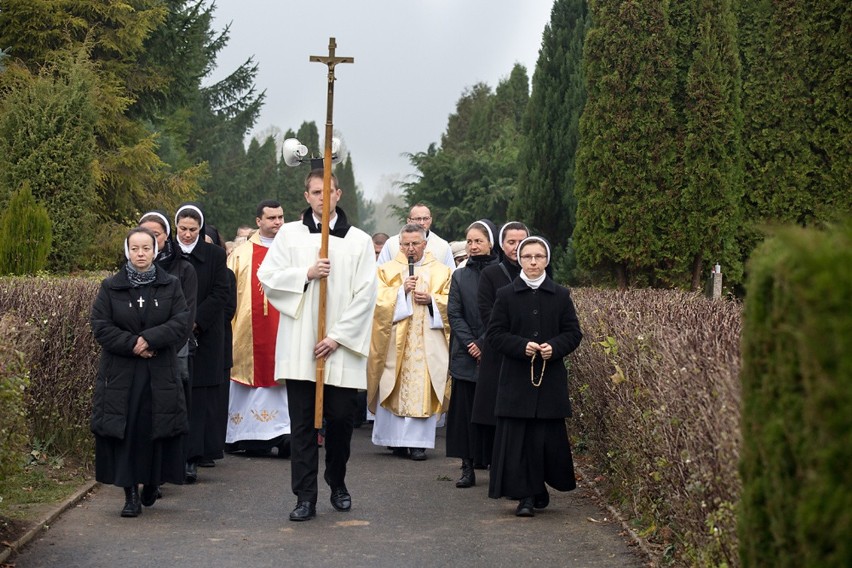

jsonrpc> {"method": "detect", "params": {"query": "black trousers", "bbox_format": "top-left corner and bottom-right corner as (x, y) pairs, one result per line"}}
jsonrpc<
(286, 379), (357, 503)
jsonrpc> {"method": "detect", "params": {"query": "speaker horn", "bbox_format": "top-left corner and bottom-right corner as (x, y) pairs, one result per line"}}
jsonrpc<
(282, 138), (308, 167)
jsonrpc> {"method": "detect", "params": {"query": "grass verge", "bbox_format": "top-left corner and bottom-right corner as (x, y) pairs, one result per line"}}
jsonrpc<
(0, 453), (91, 545)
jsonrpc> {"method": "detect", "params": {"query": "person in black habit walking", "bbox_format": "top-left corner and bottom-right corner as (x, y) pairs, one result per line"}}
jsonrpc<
(445, 219), (499, 487)
(486, 236), (583, 517)
(174, 203), (230, 483)
(470, 221), (529, 469)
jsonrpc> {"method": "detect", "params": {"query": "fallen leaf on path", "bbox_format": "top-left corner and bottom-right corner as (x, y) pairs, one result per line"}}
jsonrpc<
(335, 520), (370, 527)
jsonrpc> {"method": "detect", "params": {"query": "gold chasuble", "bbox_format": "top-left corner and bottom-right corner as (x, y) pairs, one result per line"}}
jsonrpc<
(228, 232), (279, 387)
(367, 251), (451, 418)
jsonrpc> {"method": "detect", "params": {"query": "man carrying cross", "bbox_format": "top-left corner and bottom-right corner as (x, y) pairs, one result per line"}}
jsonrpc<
(257, 170), (377, 521)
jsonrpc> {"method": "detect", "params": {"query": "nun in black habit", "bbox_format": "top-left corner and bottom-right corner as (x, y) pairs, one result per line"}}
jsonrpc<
(174, 203), (231, 482)
(90, 227), (190, 516)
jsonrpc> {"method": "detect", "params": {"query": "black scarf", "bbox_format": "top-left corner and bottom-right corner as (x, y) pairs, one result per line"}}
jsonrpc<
(125, 262), (157, 287)
(155, 238), (178, 271)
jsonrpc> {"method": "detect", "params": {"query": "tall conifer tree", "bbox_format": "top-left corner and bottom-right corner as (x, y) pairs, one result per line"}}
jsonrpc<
(335, 155), (360, 226)
(737, 0), (851, 231)
(574, 0), (678, 288)
(677, 0), (743, 289)
(511, 0), (589, 247)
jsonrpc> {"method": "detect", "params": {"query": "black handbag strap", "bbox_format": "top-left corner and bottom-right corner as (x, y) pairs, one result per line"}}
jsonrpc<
(499, 262), (512, 283)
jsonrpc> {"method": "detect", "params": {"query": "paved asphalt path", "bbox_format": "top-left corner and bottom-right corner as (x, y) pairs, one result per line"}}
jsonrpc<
(12, 426), (646, 568)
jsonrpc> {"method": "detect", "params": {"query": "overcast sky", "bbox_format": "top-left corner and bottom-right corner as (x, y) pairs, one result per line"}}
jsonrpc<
(208, 0), (555, 200)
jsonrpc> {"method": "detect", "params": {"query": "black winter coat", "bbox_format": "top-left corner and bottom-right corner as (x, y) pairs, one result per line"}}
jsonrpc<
(447, 254), (498, 381)
(156, 239), (198, 347)
(487, 276), (582, 419)
(223, 268), (236, 370)
(470, 260), (522, 425)
(90, 267), (190, 440)
(183, 237), (230, 387)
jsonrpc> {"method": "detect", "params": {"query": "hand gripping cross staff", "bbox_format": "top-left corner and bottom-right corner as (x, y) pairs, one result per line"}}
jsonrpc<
(310, 38), (353, 429)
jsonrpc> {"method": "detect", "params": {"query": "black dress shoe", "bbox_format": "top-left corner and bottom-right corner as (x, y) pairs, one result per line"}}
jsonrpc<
(141, 484), (159, 507)
(390, 447), (409, 458)
(534, 490), (550, 509)
(185, 462), (198, 484)
(516, 497), (535, 517)
(330, 486), (352, 512)
(289, 501), (316, 522)
(409, 447), (427, 461)
(121, 486), (142, 518)
(197, 458), (216, 468)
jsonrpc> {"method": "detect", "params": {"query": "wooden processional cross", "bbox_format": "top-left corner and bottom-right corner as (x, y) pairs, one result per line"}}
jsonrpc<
(309, 38), (353, 429)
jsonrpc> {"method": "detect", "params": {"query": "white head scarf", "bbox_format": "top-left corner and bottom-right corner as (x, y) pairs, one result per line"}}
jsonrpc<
(468, 220), (494, 248)
(139, 211), (171, 237)
(517, 236), (550, 289)
(175, 204), (204, 254)
(124, 229), (159, 261)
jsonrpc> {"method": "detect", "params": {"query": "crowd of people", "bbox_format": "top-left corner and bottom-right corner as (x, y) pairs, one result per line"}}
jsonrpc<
(90, 168), (583, 521)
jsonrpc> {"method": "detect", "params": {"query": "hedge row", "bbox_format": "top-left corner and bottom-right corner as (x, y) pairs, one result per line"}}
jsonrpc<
(0, 276), (101, 461)
(739, 223), (851, 567)
(569, 288), (742, 566)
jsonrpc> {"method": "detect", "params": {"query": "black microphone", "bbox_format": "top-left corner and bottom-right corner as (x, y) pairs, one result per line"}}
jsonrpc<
(408, 255), (415, 277)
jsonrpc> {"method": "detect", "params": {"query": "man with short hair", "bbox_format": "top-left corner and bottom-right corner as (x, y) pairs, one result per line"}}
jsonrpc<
(368, 224), (452, 461)
(258, 170), (377, 522)
(371, 232), (389, 260)
(376, 204), (455, 268)
(226, 200), (290, 457)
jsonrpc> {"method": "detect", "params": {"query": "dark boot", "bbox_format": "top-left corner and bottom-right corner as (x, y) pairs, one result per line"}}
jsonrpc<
(455, 459), (476, 488)
(515, 497), (535, 517)
(121, 485), (142, 517)
(141, 484), (159, 507)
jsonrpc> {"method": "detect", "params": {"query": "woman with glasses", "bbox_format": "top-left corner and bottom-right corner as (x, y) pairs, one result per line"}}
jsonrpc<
(485, 236), (583, 517)
(470, 221), (529, 469)
(90, 227), (190, 517)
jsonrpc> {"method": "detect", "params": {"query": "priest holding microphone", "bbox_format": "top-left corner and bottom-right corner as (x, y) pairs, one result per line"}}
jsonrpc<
(367, 224), (452, 461)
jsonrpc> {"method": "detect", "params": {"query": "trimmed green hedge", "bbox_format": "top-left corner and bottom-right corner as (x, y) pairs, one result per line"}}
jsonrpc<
(739, 221), (852, 567)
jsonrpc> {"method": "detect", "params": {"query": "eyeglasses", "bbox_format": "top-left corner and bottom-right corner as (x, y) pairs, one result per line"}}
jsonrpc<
(519, 254), (547, 262)
(408, 217), (431, 223)
(401, 241), (423, 248)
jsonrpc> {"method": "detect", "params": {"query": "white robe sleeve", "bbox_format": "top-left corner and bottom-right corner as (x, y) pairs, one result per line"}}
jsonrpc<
(325, 233), (379, 358)
(393, 286), (413, 323)
(429, 296), (444, 329)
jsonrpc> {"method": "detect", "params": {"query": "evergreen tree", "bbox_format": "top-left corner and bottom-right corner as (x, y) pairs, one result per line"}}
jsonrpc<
(676, 0), (743, 289)
(185, 49), (264, 233)
(511, 0), (589, 248)
(573, 0), (678, 288)
(0, 51), (98, 271)
(402, 65), (529, 239)
(0, 182), (52, 275)
(0, 0), (206, 261)
(335, 155), (359, 225)
(223, 135), (279, 237)
(737, 0), (851, 230)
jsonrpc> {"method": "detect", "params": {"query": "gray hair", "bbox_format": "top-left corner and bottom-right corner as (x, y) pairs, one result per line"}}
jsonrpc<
(399, 223), (427, 240)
